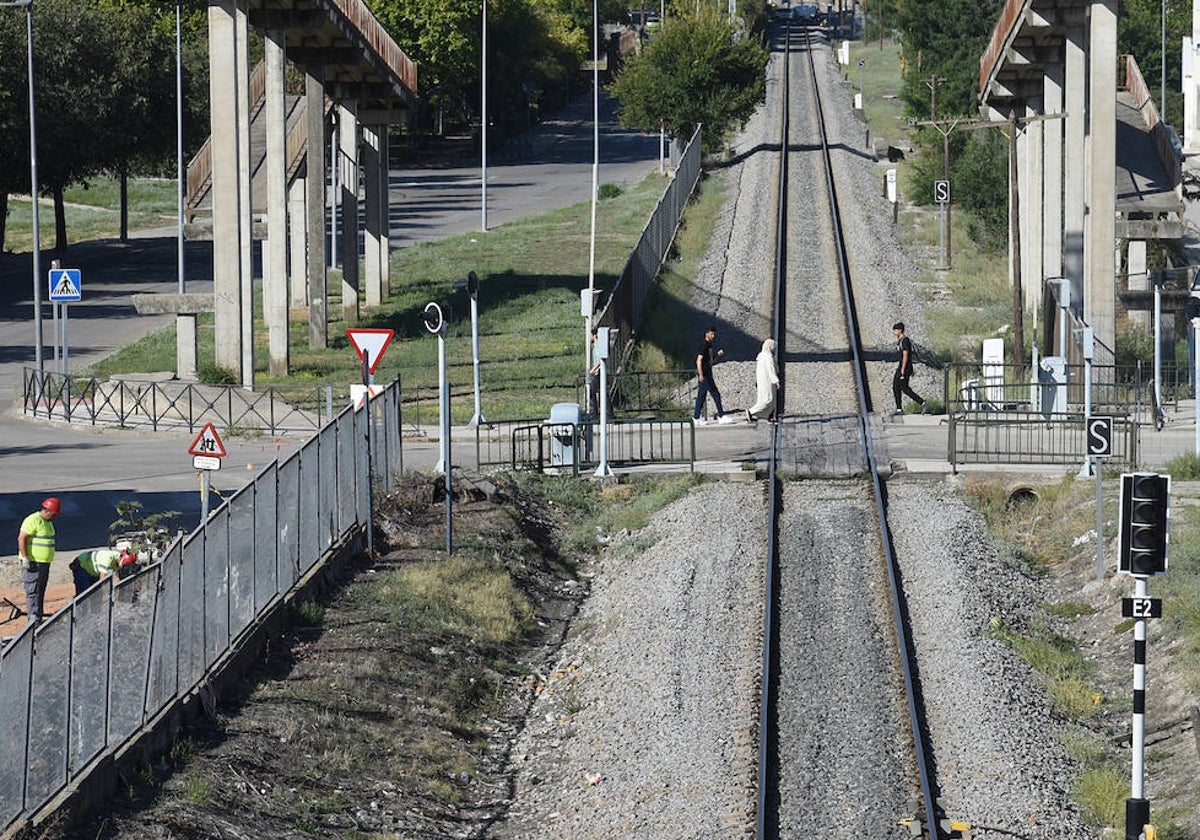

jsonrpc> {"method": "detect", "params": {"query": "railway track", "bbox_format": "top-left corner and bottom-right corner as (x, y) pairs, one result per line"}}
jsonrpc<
(758, 21), (944, 839)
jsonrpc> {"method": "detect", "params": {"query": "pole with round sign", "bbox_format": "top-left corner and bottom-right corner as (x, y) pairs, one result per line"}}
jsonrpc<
(423, 301), (453, 554)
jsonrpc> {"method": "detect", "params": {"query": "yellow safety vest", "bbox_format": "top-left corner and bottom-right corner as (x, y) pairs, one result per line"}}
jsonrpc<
(78, 549), (121, 578)
(20, 512), (56, 564)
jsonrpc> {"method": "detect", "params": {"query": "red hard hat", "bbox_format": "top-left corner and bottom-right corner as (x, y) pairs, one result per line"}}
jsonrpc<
(120, 550), (138, 567)
(41, 497), (61, 514)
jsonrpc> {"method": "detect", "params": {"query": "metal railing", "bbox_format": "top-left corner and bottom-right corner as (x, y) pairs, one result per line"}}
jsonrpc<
(943, 361), (1153, 419)
(21, 368), (344, 435)
(0, 381), (404, 835)
(595, 126), (703, 370)
(474, 417), (695, 474)
(949, 410), (1139, 466)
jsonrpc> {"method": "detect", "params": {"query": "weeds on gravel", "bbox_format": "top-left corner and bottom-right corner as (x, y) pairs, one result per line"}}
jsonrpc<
(1074, 764), (1128, 828)
(1163, 450), (1200, 480)
(960, 475), (1097, 569)
(1156, 505), (1200, 692)
(515, 473), (704, 555)
(987, 617), (1100, 720)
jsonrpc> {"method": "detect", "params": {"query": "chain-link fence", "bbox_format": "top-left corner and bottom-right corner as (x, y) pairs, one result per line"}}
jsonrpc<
(596, 126), (702, 370)
(0, 381), (403, 835)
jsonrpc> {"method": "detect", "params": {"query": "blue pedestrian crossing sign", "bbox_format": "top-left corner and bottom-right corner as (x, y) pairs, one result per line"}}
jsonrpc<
(48, 268), (82, 302)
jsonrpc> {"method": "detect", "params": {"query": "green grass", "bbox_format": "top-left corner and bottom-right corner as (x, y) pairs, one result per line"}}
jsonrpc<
(4, 178), (179, 253)
(78, 172), (682, 423)
(988, 617), (1101, 720)
(377, 555), (533, 644)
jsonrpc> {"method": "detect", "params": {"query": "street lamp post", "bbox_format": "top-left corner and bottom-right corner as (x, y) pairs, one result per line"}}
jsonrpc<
(176, 2), (185, 296)
(3, 0), (43, 377)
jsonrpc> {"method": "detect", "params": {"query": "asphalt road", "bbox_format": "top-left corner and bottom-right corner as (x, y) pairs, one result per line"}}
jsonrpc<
(0, 91), (660, 559)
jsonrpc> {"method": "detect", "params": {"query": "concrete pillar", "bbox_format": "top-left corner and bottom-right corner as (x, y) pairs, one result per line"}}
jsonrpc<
(1043, 63), (1064, 283)
(176, 314), (197, 381)
(363, 122), (389, 307)
(207, 2), (243, 376)
(1086, 0), (1117, 358)
(1128, 240), (1149, 329)
(1185, 4), (1200, 153)
(338, 101), (360, 323)
(264, 29), (289, 377)
(235, 3), (254, 388)
(305, 68), (327, 349)
(1020, 97), (1044, 315)
(288, 177), (308, 308)
(1064, 15), (1087, 316)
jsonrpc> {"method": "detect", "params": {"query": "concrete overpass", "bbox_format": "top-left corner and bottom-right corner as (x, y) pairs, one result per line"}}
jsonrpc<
(197, 0), (417, 386)
(979, 0), (1183, 366)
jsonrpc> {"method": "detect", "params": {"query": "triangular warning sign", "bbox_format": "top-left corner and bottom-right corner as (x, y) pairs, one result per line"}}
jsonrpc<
(346, 328), (395, 374)
(52, 275), (76, 296)
(188, 422), (227, 457)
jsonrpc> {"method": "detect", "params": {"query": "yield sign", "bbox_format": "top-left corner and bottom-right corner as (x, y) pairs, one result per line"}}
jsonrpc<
(188, 422), (227, 458)
(346, 328), (395, 374)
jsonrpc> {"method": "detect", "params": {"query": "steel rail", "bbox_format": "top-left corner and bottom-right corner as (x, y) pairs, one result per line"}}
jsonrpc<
(801, 27), (943, 840)
(755, 15), (790, 839)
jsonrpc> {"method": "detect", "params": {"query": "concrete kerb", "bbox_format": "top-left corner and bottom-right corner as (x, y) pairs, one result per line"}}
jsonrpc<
(8, 527), (366, 840)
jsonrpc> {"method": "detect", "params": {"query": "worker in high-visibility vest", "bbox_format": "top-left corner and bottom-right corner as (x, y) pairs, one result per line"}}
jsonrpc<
(69, 548), (138, 595)
(16, 497), (61, 626)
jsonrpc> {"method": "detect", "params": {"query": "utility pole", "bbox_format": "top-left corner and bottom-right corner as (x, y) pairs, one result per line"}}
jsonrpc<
(922, 74), (945, 120)
(915, 115), (959, 271)
(913, 111), (1066, 369)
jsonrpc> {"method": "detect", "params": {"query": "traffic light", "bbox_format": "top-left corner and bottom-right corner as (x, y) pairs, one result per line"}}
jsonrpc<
(1119, 472), (1170, 576)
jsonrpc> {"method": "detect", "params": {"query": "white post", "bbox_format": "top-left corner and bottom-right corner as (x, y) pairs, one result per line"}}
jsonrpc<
(594, 357), (612, 477)
(481, 0), (488, 231)
(436, 327), (448, 474)
(1080, 326), (1094, 478)
(1154, 275), (1162, 419)
(469, 291), (485, 425)
(1194, 316), (1200, 455)
(586, 0), (599, 405)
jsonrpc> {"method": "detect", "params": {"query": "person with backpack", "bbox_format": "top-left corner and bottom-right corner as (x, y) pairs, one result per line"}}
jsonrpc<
(891, 322), (928, 416)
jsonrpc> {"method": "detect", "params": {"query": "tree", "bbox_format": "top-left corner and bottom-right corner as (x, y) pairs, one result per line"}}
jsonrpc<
(0, 5), (32, 251)
(368, 0), (591, 139)
(609, 5), (768, 153)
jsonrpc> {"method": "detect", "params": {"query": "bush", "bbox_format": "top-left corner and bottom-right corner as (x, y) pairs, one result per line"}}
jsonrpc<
(598, 183), (623, 200)
(197, 362), (238, 385)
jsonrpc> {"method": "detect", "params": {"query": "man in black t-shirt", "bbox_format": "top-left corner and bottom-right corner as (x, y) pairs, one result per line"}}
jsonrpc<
(891, 321), (927, 415)
(693, 325), (727, 423)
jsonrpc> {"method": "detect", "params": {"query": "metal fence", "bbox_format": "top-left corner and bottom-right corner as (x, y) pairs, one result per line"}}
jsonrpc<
(949, 411), (1139, 466)
(0, 380), (403, 836)
(21, 368), (342, 435)
(475, 417), (695, 473)
(596, 126), (703, 370)
(943, 362), (1156, 421)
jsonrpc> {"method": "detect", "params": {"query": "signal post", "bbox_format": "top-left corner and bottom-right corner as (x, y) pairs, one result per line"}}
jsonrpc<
(1117, 472), (1169, 840)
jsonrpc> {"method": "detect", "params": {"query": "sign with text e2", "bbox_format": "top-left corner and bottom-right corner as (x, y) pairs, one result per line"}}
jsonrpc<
(1086, 416), (1114, 458)
(346, 328), (395, 374)
(188, 422), (227, 458)
(933, 180), (950, 204)
(1121, 597), (1162, 619)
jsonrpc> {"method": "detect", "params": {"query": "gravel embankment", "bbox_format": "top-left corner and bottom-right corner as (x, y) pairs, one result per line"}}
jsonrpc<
(495, 30), (1096, 840)
(493, 482), (766, 839)
(888, 481), (1093, 837)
